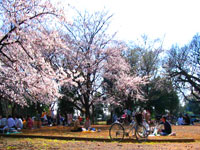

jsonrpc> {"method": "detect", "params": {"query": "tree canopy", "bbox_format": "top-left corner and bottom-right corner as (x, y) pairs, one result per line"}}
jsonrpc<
(57, 10), (147, 117)
(1, 0), (199, 118)
(0, 0), (73, 106)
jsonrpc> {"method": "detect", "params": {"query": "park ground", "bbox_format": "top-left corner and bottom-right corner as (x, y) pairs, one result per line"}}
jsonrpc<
(0, 138), (200, 150)
(1, 124), (200, 149)
(18, 124), (200, 140)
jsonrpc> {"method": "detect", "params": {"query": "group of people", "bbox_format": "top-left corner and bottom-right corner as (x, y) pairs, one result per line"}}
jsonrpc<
(113, 108), (174, 136)
(0, 111), (76, 133)
(136, 110), (172, 136)
(40, 110), (74, 127)
(0, 115), (35, 133)
(113, 108), (151, 126)
(40, 109), (56, 126)
(71, 116), (96, 132)
(1, 111), (173, 137)
(0, 115), (23, 133)
(135, 113), (173, 136)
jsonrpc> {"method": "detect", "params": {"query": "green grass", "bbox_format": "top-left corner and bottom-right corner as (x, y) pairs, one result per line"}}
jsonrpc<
(96, 121), (107, 125)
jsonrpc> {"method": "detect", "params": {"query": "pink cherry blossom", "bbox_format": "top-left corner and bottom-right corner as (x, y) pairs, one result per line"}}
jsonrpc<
(0, 0), (73, 106)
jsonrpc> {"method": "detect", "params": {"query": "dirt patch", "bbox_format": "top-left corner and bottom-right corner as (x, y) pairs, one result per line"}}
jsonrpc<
(0, 138), (200, 150)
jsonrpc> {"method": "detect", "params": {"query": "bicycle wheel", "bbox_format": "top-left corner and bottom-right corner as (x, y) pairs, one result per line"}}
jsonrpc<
(109, 123), (125, 142)
(135, 124), (148, 142)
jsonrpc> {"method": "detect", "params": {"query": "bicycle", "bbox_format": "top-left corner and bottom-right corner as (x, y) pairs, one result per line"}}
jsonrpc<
(109, 113), (149, 142)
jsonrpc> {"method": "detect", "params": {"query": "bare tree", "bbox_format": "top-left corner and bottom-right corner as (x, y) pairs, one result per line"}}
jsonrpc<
(164, 34), (200, 102)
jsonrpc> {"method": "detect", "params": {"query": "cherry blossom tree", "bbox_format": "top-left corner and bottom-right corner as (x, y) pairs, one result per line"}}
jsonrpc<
(124, 35), (164, 109)
(103, 43), (148, 105)
(0, 0), (72, 106)
(59, 10), (147, 118)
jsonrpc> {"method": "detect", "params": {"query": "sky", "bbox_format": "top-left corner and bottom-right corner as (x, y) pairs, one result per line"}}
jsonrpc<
(66, 0), (200, 49)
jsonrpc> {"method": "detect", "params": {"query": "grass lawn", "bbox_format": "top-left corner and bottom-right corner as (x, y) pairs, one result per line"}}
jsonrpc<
(96, 121), (107, 125)
(12, 124), (200, 140)
(1, 124), (200, 149)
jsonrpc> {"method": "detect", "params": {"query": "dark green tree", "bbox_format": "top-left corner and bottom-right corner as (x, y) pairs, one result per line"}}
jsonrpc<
(125, 36), (163, 108)
(124, 36), (180, 116)
(58, 97), (74, 116)
(58, 86), (76, 116)
(147, 77), (180, 116)
(184, 96), (200, 115)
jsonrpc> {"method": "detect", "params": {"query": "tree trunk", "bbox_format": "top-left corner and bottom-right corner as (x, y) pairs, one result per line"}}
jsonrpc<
(85, 105), (90, 119)
(0, 97), (3, 115)
(36, 102), (42, 115)
(91, 104), (95, 124)
(12, 103), (16, 117)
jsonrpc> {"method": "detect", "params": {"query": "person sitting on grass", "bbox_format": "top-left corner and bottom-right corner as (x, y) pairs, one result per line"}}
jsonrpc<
(84, 117), (91, 130)
(27, 116), (33, 129)
(177, 114), (184, 125)
(16, 116), (23, 130)
(159, 115), (172, 136)
(0, 115), (8, 133)
(7, 115), (16, 129)
(0, 115), (7, 128)
(71, 116), (82, 132)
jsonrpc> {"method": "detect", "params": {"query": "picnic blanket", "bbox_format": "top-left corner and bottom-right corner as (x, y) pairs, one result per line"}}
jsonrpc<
(5, 131), (22, 135)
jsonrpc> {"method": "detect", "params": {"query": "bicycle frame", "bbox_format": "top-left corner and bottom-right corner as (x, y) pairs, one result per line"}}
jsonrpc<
(109, 115), (149, 142)
(124, 120), (137, 137)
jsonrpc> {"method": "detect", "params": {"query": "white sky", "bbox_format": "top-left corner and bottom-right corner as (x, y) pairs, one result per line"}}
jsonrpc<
(66, 0), (200, 49)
